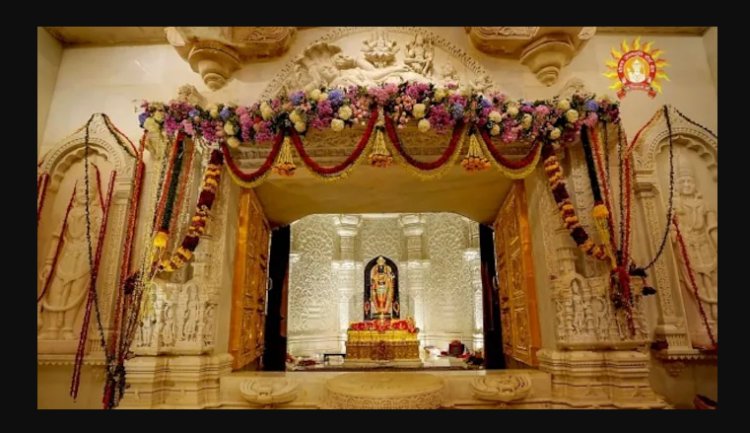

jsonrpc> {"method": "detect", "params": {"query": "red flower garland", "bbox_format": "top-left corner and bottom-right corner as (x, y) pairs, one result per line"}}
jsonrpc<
(222, 131), (284, 183)
(290, 108), (379, 176)
(37, 172), (50, 226)
(672, 214), (717, 349)
(479, 129), (542, 170)
(384, 116), (464, 171)
(71, 170), (116, 399)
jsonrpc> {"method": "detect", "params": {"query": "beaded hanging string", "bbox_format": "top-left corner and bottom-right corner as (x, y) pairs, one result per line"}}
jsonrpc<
(153, 134), (185, 249)
(70, 119), (117, 399)
(672, 214), (717, 349)
(104, 133), (145, 410)
(636, 105), (675, 272)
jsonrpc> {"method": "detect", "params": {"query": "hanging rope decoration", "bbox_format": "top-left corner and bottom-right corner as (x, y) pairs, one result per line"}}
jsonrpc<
(461, 131), (491, 172)
(672, 214), (718, 349)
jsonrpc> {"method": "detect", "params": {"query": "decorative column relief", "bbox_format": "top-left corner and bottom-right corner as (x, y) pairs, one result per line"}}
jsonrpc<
(464, 220), (483, 350)
(400, 214), (428, 344)
(333, 215), (362, 351)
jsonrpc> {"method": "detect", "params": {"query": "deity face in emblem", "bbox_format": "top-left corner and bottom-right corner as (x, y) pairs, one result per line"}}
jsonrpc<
(626, 58), (647, 83)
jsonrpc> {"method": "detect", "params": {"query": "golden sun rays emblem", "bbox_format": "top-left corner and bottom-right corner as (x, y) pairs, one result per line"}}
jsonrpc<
(604, 37), (669, 99)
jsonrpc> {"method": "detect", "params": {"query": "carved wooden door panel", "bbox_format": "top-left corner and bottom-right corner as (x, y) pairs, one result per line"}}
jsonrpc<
(229, 189), (270, 370)
(493, 181), (541, 367)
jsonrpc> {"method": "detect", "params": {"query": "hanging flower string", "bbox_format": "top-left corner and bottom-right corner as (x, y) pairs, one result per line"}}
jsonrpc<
(672, 214), (718, 349)
(478, 129), (544, 179)
(273, 136), (297, 176)
(158, 148), (224, 273)
(222, 132), (284, 188)
(542, 143), (609, 261)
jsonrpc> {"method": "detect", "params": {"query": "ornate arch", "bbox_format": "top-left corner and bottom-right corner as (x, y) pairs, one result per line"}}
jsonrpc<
(261, 27), (496, 100)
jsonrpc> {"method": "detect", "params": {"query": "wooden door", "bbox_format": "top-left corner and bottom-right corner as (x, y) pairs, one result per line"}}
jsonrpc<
(229, 189), (270, 370)
(493, 181), (541, 367)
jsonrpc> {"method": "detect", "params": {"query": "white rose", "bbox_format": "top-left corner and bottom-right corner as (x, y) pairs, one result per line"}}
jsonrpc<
(434, 88), (446, 102)
(557, 99), (571, 111)
(309, 89), (321, 101)
(318, 92), (328, 102)
(490, 124), (501, 136)
(565, 109), (579, 123)
(413, 103), (426, 119)
(331, 118), (345, 132)
(223, 122), (236, 136)
(294, 121), (307, 133)
(338, 105), (353, 121)
(289, 110), (302, 124)
(227, 137), (241, 149)
(144, 117), (160, 132)
(506, 104), (519, 117)
(260, 102), (273, 121)
(418, 119), (431, 133)
(549, 127), (561, 140)
(489, 111), (502, 123)
(522, 114), (532, 130)
(153, 111), (165, 123)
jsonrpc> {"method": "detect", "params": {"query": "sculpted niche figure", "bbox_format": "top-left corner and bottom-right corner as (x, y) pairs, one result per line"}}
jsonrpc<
(670, 153), (717, 348)
(38, 168), (103, 341)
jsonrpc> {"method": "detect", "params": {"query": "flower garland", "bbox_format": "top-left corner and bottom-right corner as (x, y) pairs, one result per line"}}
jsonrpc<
(222, 132), (284, 188)
(541, 143), (609, 261)
(672, 214), (717, 349)
(153, 133), (185, 248)
(385, 115), (466, 179)
(461, 133), (491, 172)
(478, 129), (544, 179)
(139, 85), (619, 186)
(158, 148), (224, 273)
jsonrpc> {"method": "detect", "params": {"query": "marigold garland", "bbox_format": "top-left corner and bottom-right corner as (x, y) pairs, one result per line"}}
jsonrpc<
(541, 143), (609, 261)
(478, 132), (543, 179)
(158, 148), (224, 273)
(273, 136), (297, 176)
(461, 133), (491, 172)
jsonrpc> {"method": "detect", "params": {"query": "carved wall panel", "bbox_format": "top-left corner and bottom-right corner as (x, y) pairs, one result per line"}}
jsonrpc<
(38, 123), (135, 358)
(228, 189), (270, 369)
(287, 215), (338, 355)
(493, 181), (542, 366)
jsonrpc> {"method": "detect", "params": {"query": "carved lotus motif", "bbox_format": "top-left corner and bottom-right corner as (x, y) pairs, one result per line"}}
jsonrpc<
(471, 373), (532, 402)
(239, 378), (299, 406)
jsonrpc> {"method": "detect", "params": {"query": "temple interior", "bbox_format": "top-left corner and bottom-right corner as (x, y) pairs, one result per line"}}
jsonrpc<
(37, 26), (717, 410)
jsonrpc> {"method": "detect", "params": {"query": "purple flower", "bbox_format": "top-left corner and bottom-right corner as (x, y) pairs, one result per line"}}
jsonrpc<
(189, 109), (200, 119)
(317, 100), (333, 118)
(521, 104), (535, 113)
(290, 91), (306, 106)
(138, 112), (149, 127)
(220, 107), (232, 121)
(165, 117), (180, 136)
(480, 98), (492, 108)
(328, 89), (344, 106)
(585, 100), (599, 112)
(451, 103), (464, 120)
(201, 120), (217, 142)
(428, 105), (455, 133)
(582, 112), (599, 128)
(535, 105), (551, 117)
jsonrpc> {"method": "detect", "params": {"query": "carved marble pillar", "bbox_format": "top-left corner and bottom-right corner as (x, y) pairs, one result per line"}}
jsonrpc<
(333, 215), (361, 352)
(400, 214), (428, 345)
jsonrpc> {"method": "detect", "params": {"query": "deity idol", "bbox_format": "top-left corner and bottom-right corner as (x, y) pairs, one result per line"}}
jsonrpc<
(370, 256), (396, 319)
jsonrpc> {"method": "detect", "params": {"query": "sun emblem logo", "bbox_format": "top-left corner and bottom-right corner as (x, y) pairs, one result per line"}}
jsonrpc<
(604, 37), (669, 99)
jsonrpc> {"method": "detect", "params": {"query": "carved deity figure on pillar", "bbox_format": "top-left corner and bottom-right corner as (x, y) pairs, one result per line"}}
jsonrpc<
(364, 256), (399, 320)
(38, 168), (103, 341)
(404, 34), (434, 76)
(670, 153), (717, 348)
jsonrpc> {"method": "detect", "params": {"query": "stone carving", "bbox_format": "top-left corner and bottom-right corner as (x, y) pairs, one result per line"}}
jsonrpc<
(181, 284), (200, 342)
(177, 84), (206, 107)
(239, 378), (299, 407)
(38, 168), (103, 342)
(404, 34), (434, 76)
(262, 27), (494, 100)
(670, 150), (718, 348)
(472, 373), (533, 402)
(160, 293), (177, 347)
(290, 40), (431, 93)
(324, 372), (444, 409)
